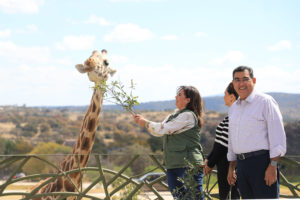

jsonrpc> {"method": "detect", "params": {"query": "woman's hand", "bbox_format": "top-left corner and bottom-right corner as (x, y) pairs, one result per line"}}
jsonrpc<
(133, 114), (146, 127)
(204, 159), (212, 175)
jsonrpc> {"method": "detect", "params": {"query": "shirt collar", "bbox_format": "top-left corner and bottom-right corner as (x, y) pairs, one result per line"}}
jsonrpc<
(236, 89), (256, 105)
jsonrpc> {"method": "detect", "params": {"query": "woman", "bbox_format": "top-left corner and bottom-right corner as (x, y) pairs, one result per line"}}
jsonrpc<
(204, 82), (240, 199)
(134, 86), (205, 199)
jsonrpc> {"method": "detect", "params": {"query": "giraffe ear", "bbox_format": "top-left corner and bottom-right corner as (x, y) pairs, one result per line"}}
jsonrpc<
(75, 64), (87, 73)
(108, 68), (117, 77)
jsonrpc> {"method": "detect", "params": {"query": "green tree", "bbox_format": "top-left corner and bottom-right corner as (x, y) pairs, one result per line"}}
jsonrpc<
(111, 144), (153, 175)
(12, 139), (34, 154)
(92, 135), (108, 154)
(4, 140), (15, 155)
(40, 122), (51, 133)
(21, 123), (38, 133)
(0, 136), (6, 154)
(23, 142), (72, 175)
(148, 136), (163, 152)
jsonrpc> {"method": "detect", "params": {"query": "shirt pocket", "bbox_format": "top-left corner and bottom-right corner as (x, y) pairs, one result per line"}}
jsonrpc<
(167, 144), (187, 166)
(187, 147), (204, 164)
(244, 116), (266, 133)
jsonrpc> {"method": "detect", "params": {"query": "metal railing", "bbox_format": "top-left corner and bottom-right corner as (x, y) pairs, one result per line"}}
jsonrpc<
(0, 154), (299, 199)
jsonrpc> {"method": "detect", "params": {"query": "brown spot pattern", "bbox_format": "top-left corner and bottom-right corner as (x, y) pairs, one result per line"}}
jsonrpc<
(92, 101), (96, 112)
(69, 172), (78, 179)
(82, 154), (89, 167)
(91, 133), (95, 142)
(82, 137), (90, 151)
(56, 178), (63, 191)
(64, 179), (75, 192)
(80, 155), (85, 163)
(88, 118), (95, 132)
(49, 183), (57, 192)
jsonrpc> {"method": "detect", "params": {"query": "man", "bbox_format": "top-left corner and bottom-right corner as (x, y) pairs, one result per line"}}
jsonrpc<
(227, 66), (286, 199)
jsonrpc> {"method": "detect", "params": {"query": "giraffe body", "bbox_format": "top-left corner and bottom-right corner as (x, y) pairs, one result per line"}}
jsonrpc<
(29, 50), (115, 200)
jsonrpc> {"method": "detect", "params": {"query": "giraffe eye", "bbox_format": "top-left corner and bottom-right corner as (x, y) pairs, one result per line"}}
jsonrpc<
(104, 60), (109, 66)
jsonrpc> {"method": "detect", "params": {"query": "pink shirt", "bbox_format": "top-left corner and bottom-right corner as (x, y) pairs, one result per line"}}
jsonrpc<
(227, 90), (286, 161)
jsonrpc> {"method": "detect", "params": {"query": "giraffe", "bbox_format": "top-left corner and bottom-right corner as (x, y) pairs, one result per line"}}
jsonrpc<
(28, 49), (116, 200)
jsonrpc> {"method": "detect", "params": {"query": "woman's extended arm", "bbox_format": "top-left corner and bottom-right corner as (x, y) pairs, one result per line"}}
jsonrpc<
(134, 111), (195, 137)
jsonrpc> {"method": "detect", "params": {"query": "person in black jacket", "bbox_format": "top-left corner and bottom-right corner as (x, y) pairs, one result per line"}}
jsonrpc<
(204, 82), (240, 199)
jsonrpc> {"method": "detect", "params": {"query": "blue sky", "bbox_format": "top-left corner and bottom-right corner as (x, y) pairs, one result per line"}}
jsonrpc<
(0, 0), (299, 106)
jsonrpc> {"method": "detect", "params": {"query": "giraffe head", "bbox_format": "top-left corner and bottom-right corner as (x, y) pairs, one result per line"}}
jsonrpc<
(75, 49), (116, 84)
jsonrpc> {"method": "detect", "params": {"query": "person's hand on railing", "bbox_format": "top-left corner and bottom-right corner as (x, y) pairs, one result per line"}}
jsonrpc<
(204, 159), (212, 175)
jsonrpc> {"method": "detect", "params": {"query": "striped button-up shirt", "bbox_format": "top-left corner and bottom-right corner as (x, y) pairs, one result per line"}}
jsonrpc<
(227, 90), (286, 161)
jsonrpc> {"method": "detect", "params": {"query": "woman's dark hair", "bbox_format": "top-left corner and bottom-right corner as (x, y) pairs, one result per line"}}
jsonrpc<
(177, 86), (204, 128)
(226, 82), (239, 99)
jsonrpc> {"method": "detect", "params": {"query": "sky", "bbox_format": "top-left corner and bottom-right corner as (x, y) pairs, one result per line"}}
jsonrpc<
(0, 0), (300, 106)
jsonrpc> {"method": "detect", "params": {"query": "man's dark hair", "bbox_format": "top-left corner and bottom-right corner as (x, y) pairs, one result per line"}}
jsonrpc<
(232, 66), (254, 79)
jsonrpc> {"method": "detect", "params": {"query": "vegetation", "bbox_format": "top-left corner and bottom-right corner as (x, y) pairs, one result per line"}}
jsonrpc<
(0, 105), (299, 180)
(96, 79), (139, 115)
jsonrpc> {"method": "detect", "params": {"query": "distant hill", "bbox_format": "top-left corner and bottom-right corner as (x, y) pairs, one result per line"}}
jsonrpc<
(34, 92), (300, 121)
(102, 92), (300, 121)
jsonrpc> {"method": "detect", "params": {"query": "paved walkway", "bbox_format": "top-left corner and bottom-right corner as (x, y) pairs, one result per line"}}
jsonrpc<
(0, 181), (174, 199)
(1, 190), (174, 200)
(139, 191), (173, 200)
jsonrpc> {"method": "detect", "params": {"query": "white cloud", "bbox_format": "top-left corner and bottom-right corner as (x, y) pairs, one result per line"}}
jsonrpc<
(54, 58), (73, 65)
(56, 35), (96, 50)
(113, 64), (233, 102)
(109, 0), (164, 2)
(268, 40), (291, 51)
(0, 41), (50, 64)
(0, 63), (93, 106)
(104, 23), (154, 43)
(16, 24), (38, 33)
(1, 61), (299, 106)
(210, 51), (245, 65)
(0, 28), (11, 37)
(110, 0), (139, 2)
(110, 54), (129, 64)
(0, 0), (44, 14)
(160, 35), (178, 40)
(255, 65), (300, 93)
(195, 32), (207, 37)
(26, 24), (38, 31)
(84, 15), (111, 26)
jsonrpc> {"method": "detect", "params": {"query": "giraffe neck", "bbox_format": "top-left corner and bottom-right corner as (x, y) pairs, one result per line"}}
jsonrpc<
(75, 87), (103, 164)
(57, 88), (104, 193)
(30, 88), (105, 199)
(65, 88), (103, 168)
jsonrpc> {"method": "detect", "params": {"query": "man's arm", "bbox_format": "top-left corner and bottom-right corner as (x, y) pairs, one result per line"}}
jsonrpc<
(227, 161), (237, 186)
(264, 97), (286, 186)
(264, 155), (280, 186)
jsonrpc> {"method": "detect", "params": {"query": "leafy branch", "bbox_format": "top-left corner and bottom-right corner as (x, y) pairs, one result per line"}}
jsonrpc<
(94, 79), (139, 115)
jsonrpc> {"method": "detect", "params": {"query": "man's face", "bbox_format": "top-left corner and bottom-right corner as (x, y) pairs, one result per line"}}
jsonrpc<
(232, 70), (256, 100)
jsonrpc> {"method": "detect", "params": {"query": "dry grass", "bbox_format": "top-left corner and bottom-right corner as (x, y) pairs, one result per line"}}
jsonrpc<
(0, 122), (15, 132)
(68, 112), (84, 121)
(0, 122), (16, 139)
